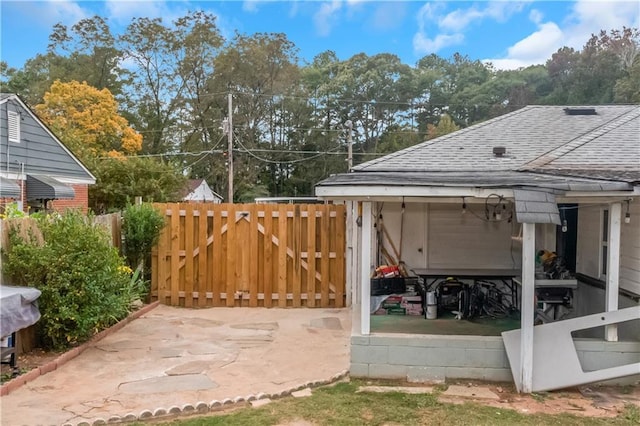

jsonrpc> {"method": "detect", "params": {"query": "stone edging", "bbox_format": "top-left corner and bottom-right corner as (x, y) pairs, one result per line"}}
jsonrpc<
(0, 301), (160, 397)
(65, 370), (351, 426)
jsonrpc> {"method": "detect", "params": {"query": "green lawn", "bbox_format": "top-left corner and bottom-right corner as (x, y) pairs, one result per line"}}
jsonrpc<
(150, 381), (639, 426)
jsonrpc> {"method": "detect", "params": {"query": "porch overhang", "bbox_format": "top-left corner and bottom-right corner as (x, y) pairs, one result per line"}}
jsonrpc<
(26, 175), (75, 200)
(0, 177), (21, 199)
(315, 171), (633, 200)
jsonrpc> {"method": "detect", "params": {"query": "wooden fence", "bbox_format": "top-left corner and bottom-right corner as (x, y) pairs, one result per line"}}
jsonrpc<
(151, 203), (346, 308)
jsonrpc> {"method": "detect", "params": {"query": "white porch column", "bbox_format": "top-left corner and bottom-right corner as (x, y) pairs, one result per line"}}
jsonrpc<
(520, 222), (536, 393)
(605, 202), (622, 342)
(360, 201), (373, 335)
(345, 200), (354, 307)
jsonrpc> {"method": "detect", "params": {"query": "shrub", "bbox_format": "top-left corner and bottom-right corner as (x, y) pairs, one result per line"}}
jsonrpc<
(122, 203), (165, 274)
(2, 211), (141, 350)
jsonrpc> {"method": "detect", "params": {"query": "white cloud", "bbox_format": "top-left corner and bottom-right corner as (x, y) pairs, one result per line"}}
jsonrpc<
(413, 32), (464, 54)
(439, 1), (529, 32)
(506, 22), (563, 61)
(485, 0), (640, 70)
(313, 1), (342, 37)
(413, 2), (459, 54)
(529, 9), (543, 25)
(20, 0), (88, 28)
(563, 0), (640, 49)
(242, 1), (259, 14)
(104, 0), (164, 25)
(413, 1), (529, 56)
(371, 2), (407, 31)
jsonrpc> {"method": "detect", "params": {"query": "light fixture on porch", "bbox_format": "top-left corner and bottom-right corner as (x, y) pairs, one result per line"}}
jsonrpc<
(625, 200), (631, 224)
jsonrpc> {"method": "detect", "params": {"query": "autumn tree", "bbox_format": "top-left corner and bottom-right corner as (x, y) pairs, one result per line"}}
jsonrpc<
(35, 80), (142, 163)
(427, 114), (460, 139)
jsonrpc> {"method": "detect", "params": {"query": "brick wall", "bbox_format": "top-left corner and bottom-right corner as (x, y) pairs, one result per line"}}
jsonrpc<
(1, 182), (89, 214)
(50, 184), (89, 213)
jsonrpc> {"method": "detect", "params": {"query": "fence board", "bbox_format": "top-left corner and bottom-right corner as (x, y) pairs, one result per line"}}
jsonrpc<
(292, 205), (302, 307)
(321, 204), (331, 307)
(151, 203), (345, 308)
(212, 205), (223, 306)
(306, 204), (316, 307)
(170, 204), (180, 306)
(277, 204), (287, 307)
(226, 204), (237, 307)
(249, 204), (259, 307)
(197, 204), (208, 307)
(263, 204), (274, 308)
(184, 203), (195, 308)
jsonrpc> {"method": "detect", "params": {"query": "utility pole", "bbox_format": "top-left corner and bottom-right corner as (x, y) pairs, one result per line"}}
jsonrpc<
(345, 120), (353, 172)
(227, 93), (234, 203)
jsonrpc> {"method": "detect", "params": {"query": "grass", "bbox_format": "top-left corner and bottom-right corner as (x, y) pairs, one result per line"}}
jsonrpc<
(146, 381), (638, 426)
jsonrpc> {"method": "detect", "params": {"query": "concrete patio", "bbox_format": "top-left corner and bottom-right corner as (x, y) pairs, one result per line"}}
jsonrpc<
(0, 305), (351, 425)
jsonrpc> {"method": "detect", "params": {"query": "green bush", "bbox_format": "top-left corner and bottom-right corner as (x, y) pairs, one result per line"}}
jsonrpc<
(122, 203), (165, 274)
(2, 212), (141, 350)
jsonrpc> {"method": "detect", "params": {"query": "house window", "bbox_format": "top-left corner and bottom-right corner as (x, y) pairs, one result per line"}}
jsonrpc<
(600, 208), (608, 277)
(8, 111), (20, 142)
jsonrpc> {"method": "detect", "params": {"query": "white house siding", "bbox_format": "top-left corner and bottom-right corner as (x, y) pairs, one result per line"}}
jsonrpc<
(375, 202), (521, 271)
(577, 202), (640, 295)
(620, 202), (640, 295)
(184, 181), (221, 203)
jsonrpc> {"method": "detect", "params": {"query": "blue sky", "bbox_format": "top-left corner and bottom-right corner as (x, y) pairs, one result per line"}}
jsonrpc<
(1, 1), (639, 71)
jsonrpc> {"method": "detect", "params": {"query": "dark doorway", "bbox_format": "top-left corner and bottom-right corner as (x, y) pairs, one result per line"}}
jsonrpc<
(556, 204), (578, 273)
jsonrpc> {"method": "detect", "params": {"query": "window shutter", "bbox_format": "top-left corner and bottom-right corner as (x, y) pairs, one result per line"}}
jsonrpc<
(8, 111), (20, 142)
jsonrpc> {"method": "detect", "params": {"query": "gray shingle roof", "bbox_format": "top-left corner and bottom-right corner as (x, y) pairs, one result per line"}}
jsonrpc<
(352, 105), (638, 177)
(319, 105), (639, 192)
(513, 189), (561, 225)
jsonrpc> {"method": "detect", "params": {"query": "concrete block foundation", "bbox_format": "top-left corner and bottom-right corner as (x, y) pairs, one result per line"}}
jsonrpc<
(351, 333), (640, 386)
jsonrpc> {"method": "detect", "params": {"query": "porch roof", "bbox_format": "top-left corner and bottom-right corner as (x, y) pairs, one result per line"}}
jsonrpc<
(316, 170), (633, 194)
(316, 105), (639, 198)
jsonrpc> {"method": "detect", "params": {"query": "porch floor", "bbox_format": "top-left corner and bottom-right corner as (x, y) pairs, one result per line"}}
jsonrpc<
(370, 312), (521, 336)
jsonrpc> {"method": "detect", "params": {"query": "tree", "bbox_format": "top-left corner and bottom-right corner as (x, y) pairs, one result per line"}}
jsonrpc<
(47, 16), (126, 97)
(1, 16), (126, 106)
(35, 80), (142, 163)
(427, 114), (460, 139)
(207, 32), (303, 201)
(120, 11), (223, 154)
(90, 157), (187, 212)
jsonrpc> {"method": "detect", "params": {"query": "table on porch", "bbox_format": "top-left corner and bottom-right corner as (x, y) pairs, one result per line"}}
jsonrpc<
(412, 268), (522, 317)
(0, 285), (42, 371)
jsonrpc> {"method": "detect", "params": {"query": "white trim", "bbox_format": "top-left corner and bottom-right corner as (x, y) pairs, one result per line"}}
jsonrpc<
(564, 191), (637, 198)
(8, 110), (20, 142)
(317, 186), (515, 199)
(2, 94), (96, 181)
(360, 202), (372, 335)
(605, 202), (622, 342)
(520, 222), (536, 393)
(54, 176), (96, 185)
(345, 200), (354, 307)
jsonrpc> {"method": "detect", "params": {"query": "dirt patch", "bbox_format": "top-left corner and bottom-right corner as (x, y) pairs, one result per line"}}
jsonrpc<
(1, 348), (61, 382)
(440, 380), (640, 418)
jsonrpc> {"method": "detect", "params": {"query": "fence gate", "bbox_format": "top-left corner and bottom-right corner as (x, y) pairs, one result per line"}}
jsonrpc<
(151, 203), (346, 308)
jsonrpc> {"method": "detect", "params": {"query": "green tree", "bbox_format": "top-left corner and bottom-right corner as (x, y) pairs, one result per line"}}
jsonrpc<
(90, 157), (187, 212)
(120, 11), (223, 155)
(1, 16), (125, 106)
(208, 32), (303, 201)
